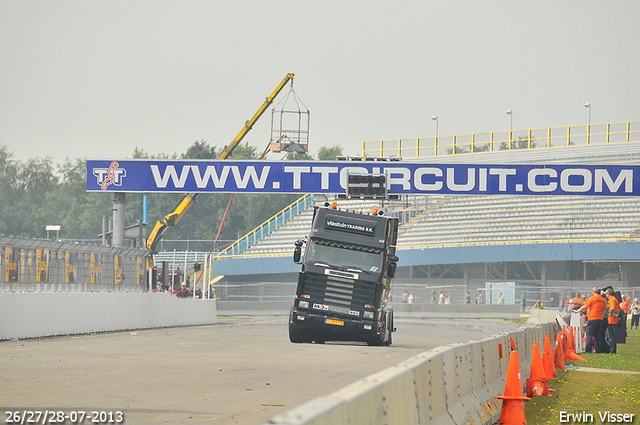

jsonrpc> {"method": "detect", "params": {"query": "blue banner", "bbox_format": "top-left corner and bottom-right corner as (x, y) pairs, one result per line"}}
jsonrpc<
(87, 160), (640, 196)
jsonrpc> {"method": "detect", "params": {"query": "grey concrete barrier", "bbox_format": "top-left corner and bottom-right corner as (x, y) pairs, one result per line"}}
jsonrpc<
(262, 319), (558, 425)
(217, 300), (292, 314)
(216, 301), (522, 316)
(390, 303), (521, 317)
(0, 292), (217, 340)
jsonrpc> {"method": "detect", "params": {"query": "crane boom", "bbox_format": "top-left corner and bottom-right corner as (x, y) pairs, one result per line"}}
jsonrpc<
(146, 73), (295, 253)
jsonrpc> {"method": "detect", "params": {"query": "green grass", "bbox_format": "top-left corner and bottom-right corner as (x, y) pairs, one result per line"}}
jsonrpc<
(523, 325), (640, 424)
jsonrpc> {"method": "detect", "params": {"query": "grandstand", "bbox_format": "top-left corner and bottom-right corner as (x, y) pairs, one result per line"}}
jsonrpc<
(213, 137), (640, 257)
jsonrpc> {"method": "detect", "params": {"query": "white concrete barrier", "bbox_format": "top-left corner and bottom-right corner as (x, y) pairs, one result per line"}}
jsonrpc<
(0, 292), (217, 340)
(262, 319), (558, 425)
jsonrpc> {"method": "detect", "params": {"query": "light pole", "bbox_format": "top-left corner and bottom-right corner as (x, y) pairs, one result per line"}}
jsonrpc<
(584, 102), (591, 125)
(506, 110), (513, 145)
(432, 115), (438, 139)
(584, 103), (591, 143)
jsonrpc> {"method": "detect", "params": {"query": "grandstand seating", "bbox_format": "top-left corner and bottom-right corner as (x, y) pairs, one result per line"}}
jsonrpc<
(397, 195), (640, 247)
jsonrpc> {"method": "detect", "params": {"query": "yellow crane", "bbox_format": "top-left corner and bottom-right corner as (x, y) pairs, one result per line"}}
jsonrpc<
(146, 73), (295, 255)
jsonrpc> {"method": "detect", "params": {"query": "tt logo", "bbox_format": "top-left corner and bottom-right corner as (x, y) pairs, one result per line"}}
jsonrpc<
(93, 161), (127, 190)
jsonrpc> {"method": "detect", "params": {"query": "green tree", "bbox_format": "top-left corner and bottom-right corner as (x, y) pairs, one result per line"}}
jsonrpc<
(317, 145), (343, 160)
(228, 142), (258, 159)
(286, 151), (314, 160)
(499, 136), (537, 151)
(181, 140), (218, 159)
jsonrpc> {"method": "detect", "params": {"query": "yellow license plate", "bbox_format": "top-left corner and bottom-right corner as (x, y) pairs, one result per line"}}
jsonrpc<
(325, 318), (344, 326)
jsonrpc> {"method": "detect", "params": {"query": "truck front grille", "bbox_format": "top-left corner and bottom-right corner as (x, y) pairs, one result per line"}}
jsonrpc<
(302, 272), (375, 310)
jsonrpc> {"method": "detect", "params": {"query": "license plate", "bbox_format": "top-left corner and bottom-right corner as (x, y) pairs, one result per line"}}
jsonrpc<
(325, 318), (344, 326)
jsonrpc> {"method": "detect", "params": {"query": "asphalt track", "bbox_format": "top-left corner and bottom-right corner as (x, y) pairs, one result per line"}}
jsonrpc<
(0, 315), (519, 425)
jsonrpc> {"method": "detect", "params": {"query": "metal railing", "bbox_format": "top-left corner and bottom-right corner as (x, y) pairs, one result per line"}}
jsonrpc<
(1, 236), (148, 293)
(214, 194), (314, 258)
(362, 121), (640, 158)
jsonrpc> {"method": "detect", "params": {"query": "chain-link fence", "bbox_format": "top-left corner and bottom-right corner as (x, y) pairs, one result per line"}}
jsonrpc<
(1, 236), (149, 293)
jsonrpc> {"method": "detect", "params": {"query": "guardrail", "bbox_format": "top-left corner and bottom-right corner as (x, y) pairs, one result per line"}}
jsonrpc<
(214, 194), (314, 258)
(362, 121), (640, 158)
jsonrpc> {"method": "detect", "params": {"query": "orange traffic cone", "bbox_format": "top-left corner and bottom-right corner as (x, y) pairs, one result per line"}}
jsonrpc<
(526, 341), (550, 397)
(564, 327), (586, 362)
(554, 337), (565, 370)
(566, 327), (575, 352)
(543, 335), (557, 379)
(497, 350), (530, 424)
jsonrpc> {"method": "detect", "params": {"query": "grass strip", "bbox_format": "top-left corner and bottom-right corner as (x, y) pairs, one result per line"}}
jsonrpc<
(523, 324), (640, 424)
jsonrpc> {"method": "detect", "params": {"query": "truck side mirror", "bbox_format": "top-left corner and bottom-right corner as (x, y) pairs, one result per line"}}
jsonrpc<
(387, 261), (397, 279)
(293, 246), (302, 263)
(293, 240), (303, 263)
(389, 255), (399, 263)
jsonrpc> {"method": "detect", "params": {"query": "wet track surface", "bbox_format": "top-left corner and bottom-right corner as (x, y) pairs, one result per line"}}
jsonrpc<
(0, 315), (518, 424)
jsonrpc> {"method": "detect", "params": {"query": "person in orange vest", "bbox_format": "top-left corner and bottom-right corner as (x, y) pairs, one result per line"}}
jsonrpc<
(620, 294), (630, 336)
(576, 287), (607, 353)
(604, 289), (621, 354)
(571, 292), (583, 310)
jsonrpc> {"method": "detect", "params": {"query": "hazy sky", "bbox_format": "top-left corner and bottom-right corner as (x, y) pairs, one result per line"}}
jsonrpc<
(1, 1), (639, 165)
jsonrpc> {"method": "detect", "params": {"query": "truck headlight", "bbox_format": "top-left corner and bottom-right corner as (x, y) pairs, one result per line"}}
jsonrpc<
(363, 311), (375, 319)
(299, 300), (310, 309)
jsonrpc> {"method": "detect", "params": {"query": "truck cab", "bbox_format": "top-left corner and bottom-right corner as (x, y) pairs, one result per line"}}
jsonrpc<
(289, 202), (399, 345)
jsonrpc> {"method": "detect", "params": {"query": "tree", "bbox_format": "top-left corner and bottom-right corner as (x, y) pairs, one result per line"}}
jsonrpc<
(182, 140), (218, 159)
(317, 145), (343, 160)
(228, 142), (258, 159)
(286, 151), (314, 160)
(499, 136), (537, 151)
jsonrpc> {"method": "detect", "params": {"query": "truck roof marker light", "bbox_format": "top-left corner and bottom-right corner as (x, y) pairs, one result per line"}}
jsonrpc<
(364, 304), (375, 309)
(372, 208), (378, 215)
(300, 294), (310, 298)
(331, 202), (338, 209)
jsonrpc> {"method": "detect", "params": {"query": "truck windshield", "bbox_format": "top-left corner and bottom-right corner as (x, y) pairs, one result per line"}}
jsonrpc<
(305, 238), (383, 273)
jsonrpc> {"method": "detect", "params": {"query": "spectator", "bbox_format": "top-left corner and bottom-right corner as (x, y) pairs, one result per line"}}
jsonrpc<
(576, 287), (607, 353)
(438, 291), (444, 304)
(402, 290), (409, 303)
(497, 292), (504, 305)
(604, 289), (621, 354)
(520, 296), (526, 313)
(533, 299), (543, 310)
(407, 292), (414, 304)
(477, 291), (484, 305)
(464, 292), (471, 304)
(571, 293), (583, 310)
(564, 295), (572, 312)
(444, 291), (450, 304)
(620, 294), (630, 337)
(176, 282), (189, 298)
(431, 291), (437, 304)
(630, 298), (639, 329)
